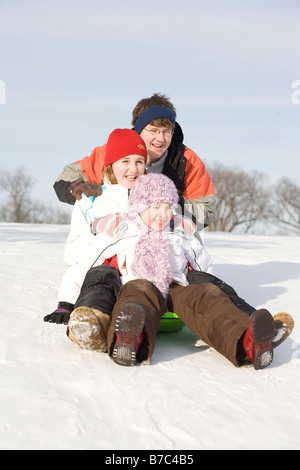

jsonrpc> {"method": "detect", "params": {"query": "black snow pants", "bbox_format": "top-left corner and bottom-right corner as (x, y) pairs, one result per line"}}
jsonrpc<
(74, 265), (122, 316)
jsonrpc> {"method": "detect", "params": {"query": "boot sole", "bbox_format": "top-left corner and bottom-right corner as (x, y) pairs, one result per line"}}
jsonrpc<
(252, 309), (275, 370)
(112, 302), (146, 367)
(68, 307), (107, 352)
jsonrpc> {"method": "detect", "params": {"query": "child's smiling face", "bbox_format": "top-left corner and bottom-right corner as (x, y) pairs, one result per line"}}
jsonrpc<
(140, 202), (173, 231)
(112, 154), (145, 189)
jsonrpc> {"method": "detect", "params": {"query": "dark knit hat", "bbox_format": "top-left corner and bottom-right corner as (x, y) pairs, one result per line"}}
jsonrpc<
(134, 105), (176, 134)
(104, 128), (147, 168)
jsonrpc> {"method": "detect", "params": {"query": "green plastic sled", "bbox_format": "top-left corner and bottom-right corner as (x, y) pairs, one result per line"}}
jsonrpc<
(158, 312), (185, 334)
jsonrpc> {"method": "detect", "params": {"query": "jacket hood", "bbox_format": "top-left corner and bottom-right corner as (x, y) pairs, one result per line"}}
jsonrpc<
(173, 121), (184, 148)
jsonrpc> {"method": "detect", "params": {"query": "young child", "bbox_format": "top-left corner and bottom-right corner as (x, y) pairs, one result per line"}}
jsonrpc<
(63, 128), (147, 265)
(44, 128), (147, 325)
(61, 174), (293, 370)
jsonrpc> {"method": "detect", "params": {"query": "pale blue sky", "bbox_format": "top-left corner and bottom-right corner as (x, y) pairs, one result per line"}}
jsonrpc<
(0, 0), (299, 206)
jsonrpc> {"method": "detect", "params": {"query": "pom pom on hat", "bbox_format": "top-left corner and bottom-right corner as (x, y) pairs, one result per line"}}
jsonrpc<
(104, 129), (147, 168)
(128, 174), (179, 215)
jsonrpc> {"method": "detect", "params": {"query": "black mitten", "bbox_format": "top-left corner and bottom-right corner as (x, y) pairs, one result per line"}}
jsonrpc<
(44, 302), (74, 325)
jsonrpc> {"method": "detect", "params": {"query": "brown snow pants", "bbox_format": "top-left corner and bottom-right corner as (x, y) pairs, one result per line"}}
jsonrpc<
(168, 282), (250, 366)
(107, 279), (165, 363)
(107, 279), (251, 366)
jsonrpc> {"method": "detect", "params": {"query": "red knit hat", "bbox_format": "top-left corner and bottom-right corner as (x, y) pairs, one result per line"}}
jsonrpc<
(104, 128), (147, 168)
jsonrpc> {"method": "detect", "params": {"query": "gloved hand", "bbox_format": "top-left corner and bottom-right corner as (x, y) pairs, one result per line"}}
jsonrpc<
(69, 178), (102, 201)
(44, 302), (74, 325)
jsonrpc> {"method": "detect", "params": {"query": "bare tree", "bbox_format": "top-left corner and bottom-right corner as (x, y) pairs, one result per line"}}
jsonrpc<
(270, 177), (300, 235)
(0, 167), (34, 222)
(207, 162), (271, 232)
(0, 166), (71, 224)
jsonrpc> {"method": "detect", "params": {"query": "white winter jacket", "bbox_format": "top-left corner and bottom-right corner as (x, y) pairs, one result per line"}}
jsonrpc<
(58, 214), (213, 305)
(63, 183), (131, 265)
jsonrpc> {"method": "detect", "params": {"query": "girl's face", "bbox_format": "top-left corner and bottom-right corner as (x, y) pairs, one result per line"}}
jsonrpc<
(112, 154), (145, 189)
(140, 203), (173, 231)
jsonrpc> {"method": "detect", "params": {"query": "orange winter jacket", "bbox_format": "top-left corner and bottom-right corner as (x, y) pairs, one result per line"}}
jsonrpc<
(77, 143), (214, 202)
(54, 123), (215, 226)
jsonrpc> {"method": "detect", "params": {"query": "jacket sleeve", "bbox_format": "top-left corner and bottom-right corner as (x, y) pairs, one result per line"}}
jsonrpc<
(53, 162), (88, 205)
(183, 236), (214, 274)
(63, 200), (95, 265)
(178, 194), (216, 230)
(53, 145), (106, 204)
(58, 233), (113, 304)
(180, 147), (216, 228)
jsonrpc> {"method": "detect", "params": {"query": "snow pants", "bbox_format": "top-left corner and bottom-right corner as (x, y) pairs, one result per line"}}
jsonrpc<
(74, 265), (122, 314)
(73, 266), (164, 363)
(73, 266), (252, 366)
(168, 282), (250, 366)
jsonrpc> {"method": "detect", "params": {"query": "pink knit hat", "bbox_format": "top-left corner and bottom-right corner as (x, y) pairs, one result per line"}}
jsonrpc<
(104, 128), (147, 168)
(128, 174), (179, 216)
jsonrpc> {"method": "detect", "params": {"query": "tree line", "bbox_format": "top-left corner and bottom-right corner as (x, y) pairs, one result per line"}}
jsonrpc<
(0, 165), (299, 235)
(206, 161), (300, 236)
(0, 167), (71, 225)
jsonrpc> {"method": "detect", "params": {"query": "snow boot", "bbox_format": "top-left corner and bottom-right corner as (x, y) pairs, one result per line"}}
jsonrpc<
(243, 309), (275, 370)
(272, 312), (294, 349)
(68, 307), (110, 352)
(112, 302), (146, 367)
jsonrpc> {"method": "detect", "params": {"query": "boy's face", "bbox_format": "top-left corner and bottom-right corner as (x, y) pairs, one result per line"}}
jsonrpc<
(112, 154), (145, 189)
(140, 203), (173, 231)
(139, 125), (173, 164)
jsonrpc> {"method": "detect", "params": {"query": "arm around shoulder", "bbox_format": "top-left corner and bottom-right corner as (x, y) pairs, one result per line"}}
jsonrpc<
(53, 162), (88, 204)
(180, 147), (216, 227)
(53, 145), (106, 204)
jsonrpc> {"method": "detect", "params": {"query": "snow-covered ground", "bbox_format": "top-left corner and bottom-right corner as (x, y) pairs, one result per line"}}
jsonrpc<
(0, 223), (299, 450)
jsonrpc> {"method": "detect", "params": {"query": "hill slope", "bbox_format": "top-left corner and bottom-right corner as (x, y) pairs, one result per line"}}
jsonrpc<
(0, 223), (299, 450)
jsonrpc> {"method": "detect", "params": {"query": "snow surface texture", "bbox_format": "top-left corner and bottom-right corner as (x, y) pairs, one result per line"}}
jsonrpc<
(0, 223), (299, 450)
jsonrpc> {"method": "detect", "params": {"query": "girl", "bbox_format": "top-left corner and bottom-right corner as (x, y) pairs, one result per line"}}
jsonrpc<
(62, 174), (293, 370)
(63, 128), (147, 265)
(44, 128), (147, 325)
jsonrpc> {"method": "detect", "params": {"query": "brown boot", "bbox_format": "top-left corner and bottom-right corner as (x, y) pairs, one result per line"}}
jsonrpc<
(272, 312), (294, 349)
(68, 307), (110, 352)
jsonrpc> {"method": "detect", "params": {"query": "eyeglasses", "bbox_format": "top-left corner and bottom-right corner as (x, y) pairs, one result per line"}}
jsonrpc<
(143, 127), (174, 137)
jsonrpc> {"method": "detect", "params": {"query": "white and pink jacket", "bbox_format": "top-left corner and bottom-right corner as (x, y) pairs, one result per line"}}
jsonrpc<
(58, 213), (213, 305)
